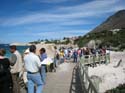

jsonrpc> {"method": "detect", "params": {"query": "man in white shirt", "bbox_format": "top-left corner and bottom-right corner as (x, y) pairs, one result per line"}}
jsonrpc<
(24, 45), (43, 93)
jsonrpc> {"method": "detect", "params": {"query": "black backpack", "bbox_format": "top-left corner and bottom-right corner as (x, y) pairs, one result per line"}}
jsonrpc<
(0, 63), (5, 75)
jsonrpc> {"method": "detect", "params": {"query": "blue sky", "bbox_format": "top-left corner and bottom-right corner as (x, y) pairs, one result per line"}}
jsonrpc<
(0, 0), (125, 43)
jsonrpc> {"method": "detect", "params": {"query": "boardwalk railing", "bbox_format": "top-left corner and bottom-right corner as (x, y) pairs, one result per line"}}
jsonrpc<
(78, 53), (110, 93)
(78, 63), (98, 93)
(80, 53), (110, 66)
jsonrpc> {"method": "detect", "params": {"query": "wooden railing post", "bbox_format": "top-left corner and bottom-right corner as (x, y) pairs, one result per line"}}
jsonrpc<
(78, 62), (98, 93)
(79, 53), (110, 93)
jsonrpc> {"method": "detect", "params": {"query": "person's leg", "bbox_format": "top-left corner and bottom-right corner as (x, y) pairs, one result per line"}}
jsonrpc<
(54, 58), (57, 68)
(56, 59), (58, 67)
(32, 73), (43, 93)
(49, 63), (53, 72)
(16, 75), (21, 93)
(75, 57), (77, 62)
(73, 57), (75, 62)
(62, 58), (64, 63)
(41, 65), (46, 85)
(76, 57), (78, 62)
(27, 73), (34, 93)
(60, 58), (62, 64)
(11, 73), (20, 93)
(55, 58), (59, 67)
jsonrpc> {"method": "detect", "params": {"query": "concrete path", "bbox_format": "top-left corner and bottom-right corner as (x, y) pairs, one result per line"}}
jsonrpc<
(43, 62), (83, 93)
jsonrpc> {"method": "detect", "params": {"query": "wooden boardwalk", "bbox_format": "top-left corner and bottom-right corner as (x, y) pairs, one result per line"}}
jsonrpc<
(43, 62), (83, 93)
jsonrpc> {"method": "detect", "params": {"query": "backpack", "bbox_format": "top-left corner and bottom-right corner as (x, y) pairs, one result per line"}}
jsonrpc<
(0, 63), (4, 75)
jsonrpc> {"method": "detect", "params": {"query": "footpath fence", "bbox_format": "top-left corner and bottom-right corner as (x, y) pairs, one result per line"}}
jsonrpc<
(80, 53), (110, 67)
(78, 53), (110, 93)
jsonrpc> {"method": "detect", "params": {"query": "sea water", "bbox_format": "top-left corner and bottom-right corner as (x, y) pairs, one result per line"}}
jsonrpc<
(0, 44), (29, 58)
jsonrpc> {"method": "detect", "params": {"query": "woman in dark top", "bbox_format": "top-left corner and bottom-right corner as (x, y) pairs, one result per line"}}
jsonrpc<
(0, 48), (13, 93)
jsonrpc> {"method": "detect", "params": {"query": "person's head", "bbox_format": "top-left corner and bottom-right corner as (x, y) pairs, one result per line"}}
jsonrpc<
(39, 48), (46, 54)
(54, 46), (57, 49)
(0, 48), (6, 56)
(10, 45), (16, 53)
(29, 45), (36, 53)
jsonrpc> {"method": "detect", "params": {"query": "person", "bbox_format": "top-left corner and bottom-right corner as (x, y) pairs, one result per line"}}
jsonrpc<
(9, 45), (23, 93)
(24, 45), (43, 93)
(39, 48), (47, 85)
(60, 49), (64, 63)
(73, 50), (78, 62)
(0, 48), (13, 93)
(64, 48), (68, 60)
(54, 46), (59, 67)
(22, 49), (30, 86)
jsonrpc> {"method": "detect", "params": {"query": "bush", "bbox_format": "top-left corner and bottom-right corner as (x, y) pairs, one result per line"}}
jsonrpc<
(105, 84), (125, 93)
(74, 29), (125, 50)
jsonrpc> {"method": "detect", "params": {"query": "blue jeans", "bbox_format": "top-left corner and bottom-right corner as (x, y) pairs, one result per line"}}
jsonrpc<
(41, 65), (46, 85)
(60, 58), (64, 64)
(54, 58), (59, 67)
(74, 57), (77, 62)
(27, 72), (43, 93)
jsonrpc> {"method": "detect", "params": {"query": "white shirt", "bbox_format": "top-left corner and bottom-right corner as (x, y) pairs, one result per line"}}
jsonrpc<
(24, 52), (41, 73)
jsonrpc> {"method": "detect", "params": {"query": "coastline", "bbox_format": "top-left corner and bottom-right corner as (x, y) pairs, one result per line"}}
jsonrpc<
(10, 42), (31, 46)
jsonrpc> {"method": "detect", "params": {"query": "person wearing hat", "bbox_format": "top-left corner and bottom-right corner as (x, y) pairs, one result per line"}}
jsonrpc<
(9, 45), (23, 93)
(24, 45), (43, 93)
(21, 49), (30, 85)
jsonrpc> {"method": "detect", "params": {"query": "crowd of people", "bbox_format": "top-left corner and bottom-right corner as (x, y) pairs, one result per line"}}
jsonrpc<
(54, 46), (107, 63)
(0, 44), (108, 93)
(0, 45), (53, 93)
(0, 45), (23, 93)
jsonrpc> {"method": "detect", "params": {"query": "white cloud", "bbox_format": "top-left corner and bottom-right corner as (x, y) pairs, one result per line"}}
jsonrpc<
(60, 20), (93, 26)
(30, 29), (90, 38)
(38, 0), (68, 3)
(1, 0), (125, 26)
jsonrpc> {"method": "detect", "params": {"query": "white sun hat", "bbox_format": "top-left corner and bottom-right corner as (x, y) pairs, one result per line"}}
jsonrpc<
(24, 48), (29, 54)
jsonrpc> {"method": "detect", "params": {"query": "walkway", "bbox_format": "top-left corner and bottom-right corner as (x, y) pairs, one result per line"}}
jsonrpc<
(43, 62), (83, 93)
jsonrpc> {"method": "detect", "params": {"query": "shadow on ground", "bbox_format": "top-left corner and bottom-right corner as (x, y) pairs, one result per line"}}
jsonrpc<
(69, 64), (84, 93)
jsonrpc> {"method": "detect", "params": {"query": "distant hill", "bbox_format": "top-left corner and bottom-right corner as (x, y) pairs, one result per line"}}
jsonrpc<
(74, 10), (125, 50)
(91, 10), (125, 33)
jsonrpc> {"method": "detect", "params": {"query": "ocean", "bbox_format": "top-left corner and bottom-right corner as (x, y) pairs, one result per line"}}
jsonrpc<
(0, 44), (29, 58)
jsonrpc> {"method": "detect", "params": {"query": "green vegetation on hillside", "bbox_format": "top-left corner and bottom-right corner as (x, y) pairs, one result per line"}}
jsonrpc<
(74, 29), (125, 50)
(29, 37), (71, 45)
(105, 84), (125, 93)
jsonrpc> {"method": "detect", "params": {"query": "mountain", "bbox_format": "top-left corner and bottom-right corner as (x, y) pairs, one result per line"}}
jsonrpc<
(74, 10), (125, 50)
(91, 10), (125, 32)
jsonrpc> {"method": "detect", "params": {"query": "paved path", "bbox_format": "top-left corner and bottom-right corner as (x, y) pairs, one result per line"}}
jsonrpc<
(43, 62), (83, 93)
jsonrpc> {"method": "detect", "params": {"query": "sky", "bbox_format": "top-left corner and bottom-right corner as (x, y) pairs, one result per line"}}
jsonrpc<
(0, 0), (125, 43)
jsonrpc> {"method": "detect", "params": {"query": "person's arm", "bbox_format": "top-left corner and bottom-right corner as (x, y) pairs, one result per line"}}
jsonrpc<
(36, 56), (42, 68)
(9, 54), (17, 66)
